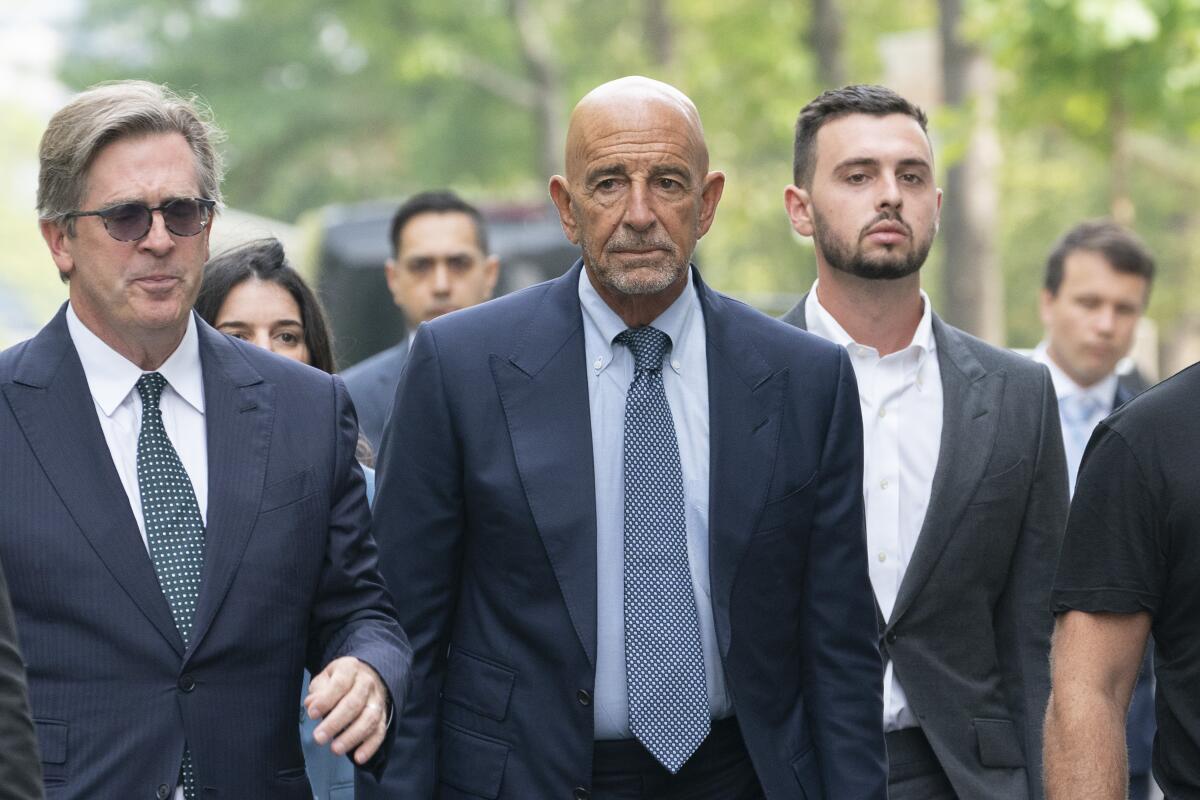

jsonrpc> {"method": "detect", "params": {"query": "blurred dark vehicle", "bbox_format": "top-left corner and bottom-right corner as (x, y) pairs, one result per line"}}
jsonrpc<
(308, 200), (580, 369)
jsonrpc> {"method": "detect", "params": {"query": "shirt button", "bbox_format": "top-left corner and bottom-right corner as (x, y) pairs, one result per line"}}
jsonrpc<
(878, 552), (887, 562)
(157, 784), (171, 800)
(880, 479), (889, 490)
(671, 360), (681, 371)
(878, 408), (887, 418)
(593, 357), (603, 370)
(576, 689), (592, 706)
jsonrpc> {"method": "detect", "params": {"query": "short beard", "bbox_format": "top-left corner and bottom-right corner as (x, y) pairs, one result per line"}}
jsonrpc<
(813, 207), (934, 281)
(579, 227), (687, 297)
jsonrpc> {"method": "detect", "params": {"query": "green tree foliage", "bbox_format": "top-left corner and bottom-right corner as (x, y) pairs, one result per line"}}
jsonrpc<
(50, 0), (1200, 360)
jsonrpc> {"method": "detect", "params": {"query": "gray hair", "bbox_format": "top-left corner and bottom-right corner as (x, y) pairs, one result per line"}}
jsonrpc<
(37, 80), (225, 232)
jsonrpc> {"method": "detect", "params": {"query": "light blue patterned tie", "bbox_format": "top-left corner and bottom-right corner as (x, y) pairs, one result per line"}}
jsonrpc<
(1060, 392), (1104, 496)
(137, 372), (205, 800)
(617, 326), (709, 774)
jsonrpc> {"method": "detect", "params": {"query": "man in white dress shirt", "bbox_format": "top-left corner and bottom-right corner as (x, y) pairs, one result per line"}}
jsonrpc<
(0, 80), (409, 799)
(1034, 219), (1156, 800)
(780, 84), (1068, 800)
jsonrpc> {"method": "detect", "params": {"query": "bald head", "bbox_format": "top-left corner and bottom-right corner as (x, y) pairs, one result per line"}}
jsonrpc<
(548, 76), (725, 326)
(564, 76), (709, 182)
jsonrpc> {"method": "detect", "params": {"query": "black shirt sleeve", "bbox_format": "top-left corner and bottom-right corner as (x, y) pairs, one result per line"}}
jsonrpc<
(1051, 422), (1164, 617)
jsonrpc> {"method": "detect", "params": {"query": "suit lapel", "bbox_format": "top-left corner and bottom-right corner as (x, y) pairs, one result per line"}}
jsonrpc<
(491, 263), (599, 666)
(3, 308), (184, 655)
(186, 320), (273, 657)
(890, 316), (1003, 623)
(700, 276), (784, 657)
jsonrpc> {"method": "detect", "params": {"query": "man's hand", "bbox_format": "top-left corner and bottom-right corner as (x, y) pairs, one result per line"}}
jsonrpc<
(305, 656), (391, 765)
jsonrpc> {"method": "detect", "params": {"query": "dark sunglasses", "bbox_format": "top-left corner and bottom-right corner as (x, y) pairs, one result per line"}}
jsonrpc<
(66, 197), (216, 242)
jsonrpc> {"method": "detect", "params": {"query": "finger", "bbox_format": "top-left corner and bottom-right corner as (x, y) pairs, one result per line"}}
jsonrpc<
(331, 695), (386, 757)
(313, 670), (371, 745)
(352, 706), (389, 765)
(306, 658), (358, 721)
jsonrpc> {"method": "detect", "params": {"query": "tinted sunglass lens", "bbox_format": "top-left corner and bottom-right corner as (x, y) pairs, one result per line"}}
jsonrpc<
(162, 199), (207, 236)
(104, 204), (153, 241)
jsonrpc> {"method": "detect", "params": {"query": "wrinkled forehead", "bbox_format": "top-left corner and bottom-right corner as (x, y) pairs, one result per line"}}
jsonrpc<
(566, 95), (708, 180)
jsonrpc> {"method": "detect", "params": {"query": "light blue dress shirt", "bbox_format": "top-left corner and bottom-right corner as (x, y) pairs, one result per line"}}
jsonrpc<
(578, 267), (733, 740)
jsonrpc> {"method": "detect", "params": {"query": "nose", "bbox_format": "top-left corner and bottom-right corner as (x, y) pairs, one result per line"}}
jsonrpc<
(138, 208), (175, 254)
(255, 332), (275, 352)
(876, 174), (903, 211)
(431, 263), (452, 295)
(1095, 306), (1118, 336)
(623, 181), (656, 231)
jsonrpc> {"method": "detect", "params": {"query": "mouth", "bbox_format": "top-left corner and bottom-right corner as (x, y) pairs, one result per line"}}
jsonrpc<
(863, 221), (909, 244)
(132, 275), (182, 292)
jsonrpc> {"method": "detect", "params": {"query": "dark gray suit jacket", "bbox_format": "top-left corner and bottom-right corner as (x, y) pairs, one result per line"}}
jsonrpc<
(0, 554), (41, 800)
(783, 297), (1068, 800)
(341, 342), (409, 457)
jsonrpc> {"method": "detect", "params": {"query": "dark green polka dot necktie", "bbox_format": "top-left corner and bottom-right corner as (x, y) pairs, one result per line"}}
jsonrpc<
(137, 372), (205, 800)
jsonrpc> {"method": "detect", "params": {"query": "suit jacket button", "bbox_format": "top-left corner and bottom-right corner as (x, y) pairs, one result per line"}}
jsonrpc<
(178, 675), (196, 692)
(576, 689), (592, 706)
(885, 630), (898, 645)
(573, 788), (590, 800)
(156, 784), (171, 799)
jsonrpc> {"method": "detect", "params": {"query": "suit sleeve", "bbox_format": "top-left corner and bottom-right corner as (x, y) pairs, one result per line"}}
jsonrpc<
(996, 366), (1068, 800)
(800, 348), (888, 798)
(0, 555), (43, 800)
(358, 326), (463, 799)
(307, 375), (413, 778)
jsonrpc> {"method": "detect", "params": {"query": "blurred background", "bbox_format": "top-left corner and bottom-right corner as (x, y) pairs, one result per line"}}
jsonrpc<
(2, 0), (1198, 374)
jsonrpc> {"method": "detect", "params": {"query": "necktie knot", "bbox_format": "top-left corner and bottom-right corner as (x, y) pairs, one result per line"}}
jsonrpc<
(1061, 392), (1104, 426)
(137, 372), (168, 408)
(617, 326), (671, 373)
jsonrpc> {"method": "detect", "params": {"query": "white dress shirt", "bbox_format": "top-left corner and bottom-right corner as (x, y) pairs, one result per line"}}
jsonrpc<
(579, 268), (732, 739)
(805, 282), (942, 732)
(1032, 344), (1118, 496)
(67, 304), (208, 800)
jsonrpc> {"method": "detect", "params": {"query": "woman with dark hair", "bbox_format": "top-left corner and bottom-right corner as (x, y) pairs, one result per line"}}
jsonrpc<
(196, 238), (365, 800)
(195, 238), (336, 373)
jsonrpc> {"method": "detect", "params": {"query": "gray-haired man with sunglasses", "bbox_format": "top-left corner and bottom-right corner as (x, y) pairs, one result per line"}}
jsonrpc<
(0, 80), (411, 798)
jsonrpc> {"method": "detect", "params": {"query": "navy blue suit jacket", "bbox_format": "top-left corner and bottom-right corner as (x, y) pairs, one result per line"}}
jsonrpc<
(342, 342), (409, 457)
(361, 263), (886, 799)
(0, 307), (411, 799)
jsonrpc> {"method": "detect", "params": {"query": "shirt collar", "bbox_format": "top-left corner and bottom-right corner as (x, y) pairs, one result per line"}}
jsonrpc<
(578, 266), (699, 367)
(66, 303), (206, 417)
(805, 279), (937, 358)
(1032, 342), (1118, 408)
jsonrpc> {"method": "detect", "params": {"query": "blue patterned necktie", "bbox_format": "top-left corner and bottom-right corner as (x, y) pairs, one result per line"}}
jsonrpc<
(616, 326), (710, 774)
(1060, 392), (1105, 496)
(137, 372), (205, 800)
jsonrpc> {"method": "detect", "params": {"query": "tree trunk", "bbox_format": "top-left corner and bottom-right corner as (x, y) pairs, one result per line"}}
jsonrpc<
(508, 0), (566, 178)
(807, 0), (846, 88)
(644, 0), (674, 67)
(1109, 85), (1135, 225)
(938, 0), (1004, 344)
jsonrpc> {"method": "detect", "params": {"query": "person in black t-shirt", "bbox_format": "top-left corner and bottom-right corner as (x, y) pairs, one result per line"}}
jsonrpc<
(1045, 362), (1200, 799)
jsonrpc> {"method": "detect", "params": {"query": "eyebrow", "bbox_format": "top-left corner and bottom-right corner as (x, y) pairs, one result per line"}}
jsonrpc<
(217, 319), (304, 329)
(585, 163), (629, 185)
(833, 157), (932, 173)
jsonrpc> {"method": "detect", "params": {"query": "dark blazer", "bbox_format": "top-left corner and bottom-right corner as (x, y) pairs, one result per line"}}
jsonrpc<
(361, 263), (887, 799)
(0, 554), (41, 800)
(783, 297), (1068, 800)
(341, 342), (409, 456)
(0, 307), (411, 799)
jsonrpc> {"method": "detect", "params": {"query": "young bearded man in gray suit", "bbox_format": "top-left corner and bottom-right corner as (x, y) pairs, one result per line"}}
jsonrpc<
(780, 85), (1069, 800)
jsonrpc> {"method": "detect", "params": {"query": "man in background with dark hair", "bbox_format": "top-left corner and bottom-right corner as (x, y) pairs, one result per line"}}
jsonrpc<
(341, 190), (499, 453)
(1034, 219), (1156, 800)
(781, 84), (1068, 800)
